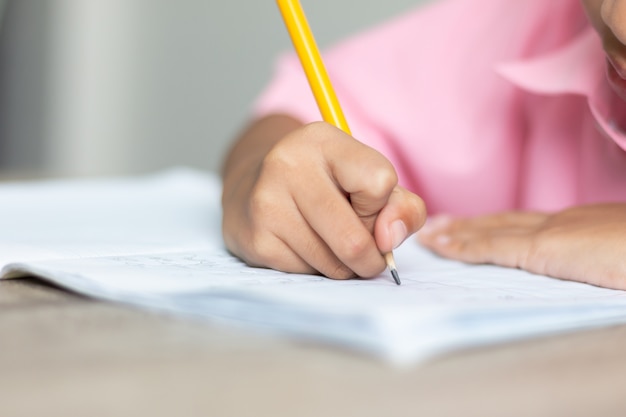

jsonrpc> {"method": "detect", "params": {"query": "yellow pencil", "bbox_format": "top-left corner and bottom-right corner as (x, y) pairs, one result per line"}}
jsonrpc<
(276, 0), (401, 285)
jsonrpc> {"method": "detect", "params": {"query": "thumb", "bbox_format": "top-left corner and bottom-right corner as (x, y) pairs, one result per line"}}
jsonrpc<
(374, 186), (427, 253)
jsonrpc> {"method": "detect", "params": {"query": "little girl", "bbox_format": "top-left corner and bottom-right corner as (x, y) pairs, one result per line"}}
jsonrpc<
(221, 0), (626, 290)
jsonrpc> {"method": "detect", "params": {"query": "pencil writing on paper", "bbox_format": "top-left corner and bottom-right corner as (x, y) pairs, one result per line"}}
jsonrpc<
(276, 0), (401, 285)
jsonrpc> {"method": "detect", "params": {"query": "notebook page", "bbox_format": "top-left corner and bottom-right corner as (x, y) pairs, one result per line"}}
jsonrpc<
(0, 168), (222, 265)
(3, 169), (626, 363)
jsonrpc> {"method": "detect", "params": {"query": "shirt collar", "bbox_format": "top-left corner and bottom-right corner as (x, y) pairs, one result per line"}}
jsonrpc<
(495, 26), (605, 98)
(496, 26), (626, 146)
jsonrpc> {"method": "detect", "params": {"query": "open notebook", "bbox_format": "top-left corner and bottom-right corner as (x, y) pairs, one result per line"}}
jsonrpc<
(2, 168), (626, 364)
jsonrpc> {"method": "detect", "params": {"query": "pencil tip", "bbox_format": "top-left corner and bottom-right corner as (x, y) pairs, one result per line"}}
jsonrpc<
(391, 268), (401, 286)
(384, 252), (400, 285)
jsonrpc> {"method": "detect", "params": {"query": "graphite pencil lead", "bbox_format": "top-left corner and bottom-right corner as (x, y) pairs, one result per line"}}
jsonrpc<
(384, 252), (401, 285)
(390, 268), (401, 286)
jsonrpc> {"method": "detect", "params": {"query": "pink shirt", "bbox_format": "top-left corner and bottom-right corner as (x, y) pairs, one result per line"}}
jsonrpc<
(254, 0), (626, 216)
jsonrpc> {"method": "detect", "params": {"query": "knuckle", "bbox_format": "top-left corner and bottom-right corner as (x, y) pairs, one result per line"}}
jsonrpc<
(301, 121), (341, 151)
(301, 121), (331, 140)
(264, 129), (322, 174)
(368, 167), (398, 199)
(247, 186), (279, 219)
(337, 232), (372, 264)
(245, 233), (280, 267)
(264, 144), (297, 173)
(240, 201), (283, 267)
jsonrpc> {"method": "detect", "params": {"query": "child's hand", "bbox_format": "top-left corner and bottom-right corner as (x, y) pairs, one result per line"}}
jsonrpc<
(418, 204), (626, 290)
(222, 119), (426, 279)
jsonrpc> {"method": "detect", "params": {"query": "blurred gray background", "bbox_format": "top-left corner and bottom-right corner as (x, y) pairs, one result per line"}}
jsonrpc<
(0, 0), (430, 177)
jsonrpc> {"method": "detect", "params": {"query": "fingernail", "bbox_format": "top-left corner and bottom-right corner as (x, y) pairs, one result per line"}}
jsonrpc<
(420, 215), (452, 235)
(390, 220), (408, 249)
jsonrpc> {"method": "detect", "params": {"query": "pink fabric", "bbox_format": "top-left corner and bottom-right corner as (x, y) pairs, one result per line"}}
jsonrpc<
(253, 0), (626, 215)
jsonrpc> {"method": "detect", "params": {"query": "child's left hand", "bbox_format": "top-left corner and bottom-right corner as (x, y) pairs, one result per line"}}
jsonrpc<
(418, 204), (626, 290)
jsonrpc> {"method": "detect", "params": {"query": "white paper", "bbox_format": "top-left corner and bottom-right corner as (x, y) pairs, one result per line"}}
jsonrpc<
(3, 168), (626, 364)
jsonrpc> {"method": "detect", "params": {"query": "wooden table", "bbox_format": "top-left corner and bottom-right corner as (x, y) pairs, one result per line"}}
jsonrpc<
(1, 277), (626, 417)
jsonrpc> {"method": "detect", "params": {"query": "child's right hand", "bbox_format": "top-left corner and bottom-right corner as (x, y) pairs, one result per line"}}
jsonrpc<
(221, 116), (426, 279)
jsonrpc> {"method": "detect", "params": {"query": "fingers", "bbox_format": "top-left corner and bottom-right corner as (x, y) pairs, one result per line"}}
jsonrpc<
(413, 205), (626, 290)
(276, 122), (402, 277)
(299, 123), (428, 276)
(226, 121), (425, 280)
(374, 186), (427, 253)
(291, 161), (388, 278)
(324, 131), (399, 219)
(418, 212), (548, 268)
(278, 214), (356, 279)
(259, 122), (389, 277)
(248, 224), (354, 279)
(233, 186), (352, 278)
